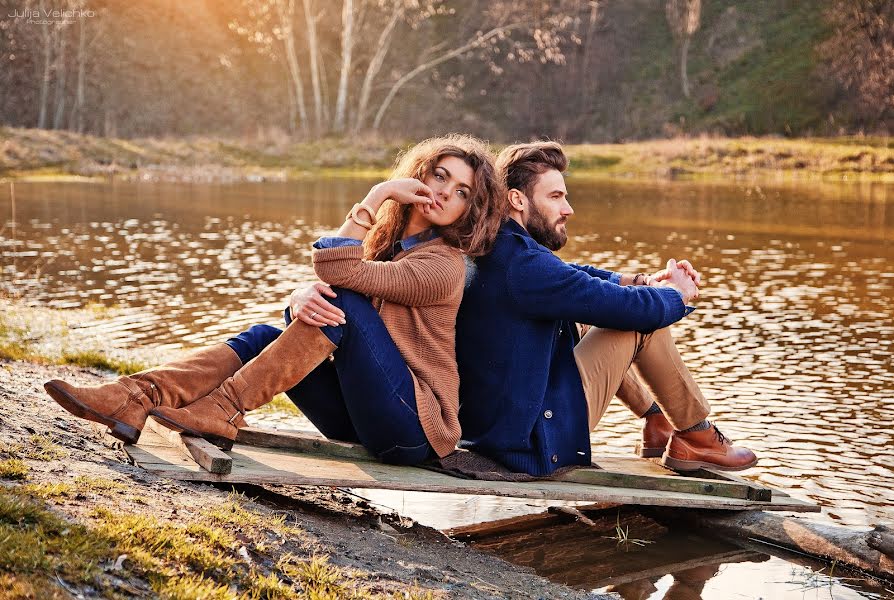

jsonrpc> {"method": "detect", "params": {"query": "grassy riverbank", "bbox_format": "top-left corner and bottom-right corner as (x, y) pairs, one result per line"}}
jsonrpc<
(2, 127), (893, 184)
(0, 297), (604, 599)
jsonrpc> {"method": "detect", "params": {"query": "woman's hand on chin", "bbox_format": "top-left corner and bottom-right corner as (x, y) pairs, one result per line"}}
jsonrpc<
(371, 179), (436, 210)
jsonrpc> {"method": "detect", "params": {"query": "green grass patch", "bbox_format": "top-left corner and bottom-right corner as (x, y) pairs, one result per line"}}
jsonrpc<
(253, 393), (303, 418)
(60, 350), (146, 375)
(0, 460), (29, 480)
(0, 487), (111, 586)
(23, 434), (67, 461)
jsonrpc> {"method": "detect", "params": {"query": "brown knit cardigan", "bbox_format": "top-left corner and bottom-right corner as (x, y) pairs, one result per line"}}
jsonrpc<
(311, 238), (465, 458)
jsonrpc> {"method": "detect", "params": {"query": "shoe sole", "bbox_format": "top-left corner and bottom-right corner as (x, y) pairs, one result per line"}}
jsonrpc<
(44, 381), (141, 444)
(660, 454), (758, 472)
(634, 442), (666, 458)
(149, 411), (235, 451)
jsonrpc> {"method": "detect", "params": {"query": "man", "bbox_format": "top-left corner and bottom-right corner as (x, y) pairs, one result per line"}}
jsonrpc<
(455, 141), (756, 476)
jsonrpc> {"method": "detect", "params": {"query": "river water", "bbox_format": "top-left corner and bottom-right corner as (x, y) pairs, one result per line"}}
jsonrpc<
(2, 178), (892, 597)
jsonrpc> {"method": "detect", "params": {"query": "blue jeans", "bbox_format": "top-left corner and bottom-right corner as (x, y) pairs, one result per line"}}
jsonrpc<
(226, 289), (433, 465)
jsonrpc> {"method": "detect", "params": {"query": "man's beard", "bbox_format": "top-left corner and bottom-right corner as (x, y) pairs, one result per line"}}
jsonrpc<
(526, 201), (567, 251)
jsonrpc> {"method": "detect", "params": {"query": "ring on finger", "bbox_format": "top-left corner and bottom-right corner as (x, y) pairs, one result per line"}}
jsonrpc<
(310, 311), (318, 320)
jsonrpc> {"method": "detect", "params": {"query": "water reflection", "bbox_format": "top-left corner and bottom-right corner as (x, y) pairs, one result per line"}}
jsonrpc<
(1, 178), (892, 528)
(460, 508), (892, 599)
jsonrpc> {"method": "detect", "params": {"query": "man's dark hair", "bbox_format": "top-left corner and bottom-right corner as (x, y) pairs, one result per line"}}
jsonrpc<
(495, 141), (568, 199)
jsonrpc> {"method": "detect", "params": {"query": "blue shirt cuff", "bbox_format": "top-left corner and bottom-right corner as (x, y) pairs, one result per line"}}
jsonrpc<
(314, 237), (363, 249)
(609, 272), (622, 285)
(670, 289), (697, 317)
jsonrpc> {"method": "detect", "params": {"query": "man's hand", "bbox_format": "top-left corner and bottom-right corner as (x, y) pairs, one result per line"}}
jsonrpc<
(656, 259), (699, 304)
(648, 259), (702, 287)
(289, 282), (346, 327)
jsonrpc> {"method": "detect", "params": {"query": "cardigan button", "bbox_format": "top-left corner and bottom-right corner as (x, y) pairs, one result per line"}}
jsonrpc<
(551, 454), (558, 463)
(544, 410), (553, 419)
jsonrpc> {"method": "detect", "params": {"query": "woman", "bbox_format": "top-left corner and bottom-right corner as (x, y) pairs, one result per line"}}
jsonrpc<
(45, 134), (504, 464)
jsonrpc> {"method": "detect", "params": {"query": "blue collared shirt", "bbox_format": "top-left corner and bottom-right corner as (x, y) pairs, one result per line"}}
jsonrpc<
(314, 228), (439, 258)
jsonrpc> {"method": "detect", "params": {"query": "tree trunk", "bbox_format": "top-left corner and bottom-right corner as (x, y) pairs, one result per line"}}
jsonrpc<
(352, 1), (403, 133)
(37, 10), (53, 129)
(333, 0), (353, 132)
(71, 13), (86, 132)
(52, 28), (68, 130)
(279, 0), (309, 135)
(371, 23), (523, 131)
(302, 0), (324, 135)
(680, 35), (691, 98)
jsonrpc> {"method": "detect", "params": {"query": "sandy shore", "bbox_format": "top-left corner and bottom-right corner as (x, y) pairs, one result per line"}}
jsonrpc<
(0, 357), (613, 599)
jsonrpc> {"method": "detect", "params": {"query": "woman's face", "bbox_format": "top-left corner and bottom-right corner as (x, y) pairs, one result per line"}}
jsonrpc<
(416, 155), (474, 227)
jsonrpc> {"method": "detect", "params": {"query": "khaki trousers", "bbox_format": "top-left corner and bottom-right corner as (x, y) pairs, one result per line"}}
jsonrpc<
(573, 326), (710, 431)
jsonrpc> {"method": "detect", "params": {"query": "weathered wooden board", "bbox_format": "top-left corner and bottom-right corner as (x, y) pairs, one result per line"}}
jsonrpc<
(144, 417), (232, 475)
(237, 428), (766, 500)
(125, 427), (819, 513)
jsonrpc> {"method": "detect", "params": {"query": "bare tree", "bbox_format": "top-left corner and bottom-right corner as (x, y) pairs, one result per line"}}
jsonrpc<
(52, 26), (68, 129)
(302, 0), (325, 135)
(352, 0), (404, 133)
(333, 0), (354, 132)
(665, 0), (701, 98)
(370, 21), (526, 131)
(276, 0), (309, 134)
(37, 0), (54, 128)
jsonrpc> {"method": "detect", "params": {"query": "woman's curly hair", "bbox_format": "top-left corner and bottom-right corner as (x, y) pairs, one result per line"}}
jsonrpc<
(364, 134), (506, 261)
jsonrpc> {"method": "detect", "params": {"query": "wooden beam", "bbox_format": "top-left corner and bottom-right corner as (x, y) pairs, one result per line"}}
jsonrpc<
(688, 467), (775, 501)
(123, 441), (820, 512)
(145, 417), (232, 475)
(236, 426), (373, 460)
(555, 468), (756, 500)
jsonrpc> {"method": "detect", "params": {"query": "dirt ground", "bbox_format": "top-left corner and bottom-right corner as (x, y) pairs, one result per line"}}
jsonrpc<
(0, 358), (614, 599)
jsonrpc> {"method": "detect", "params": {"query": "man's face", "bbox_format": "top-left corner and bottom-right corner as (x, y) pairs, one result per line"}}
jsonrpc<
(523, 169), (573, 251)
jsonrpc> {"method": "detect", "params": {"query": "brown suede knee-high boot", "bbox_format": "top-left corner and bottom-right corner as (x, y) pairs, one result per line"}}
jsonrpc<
(150, 321), (336, 450)
(44, 344), (243, 444)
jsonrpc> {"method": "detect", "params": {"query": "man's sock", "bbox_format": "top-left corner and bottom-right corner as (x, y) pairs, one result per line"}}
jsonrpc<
(641, 402), (662, 418)
(678, 419), (711, 433)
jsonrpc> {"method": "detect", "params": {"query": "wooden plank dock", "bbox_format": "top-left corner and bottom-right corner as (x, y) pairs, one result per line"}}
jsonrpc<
(121, 419), (819, 513)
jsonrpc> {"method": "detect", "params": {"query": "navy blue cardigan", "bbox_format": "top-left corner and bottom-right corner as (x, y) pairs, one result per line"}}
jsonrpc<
(456, 219), (688, 476)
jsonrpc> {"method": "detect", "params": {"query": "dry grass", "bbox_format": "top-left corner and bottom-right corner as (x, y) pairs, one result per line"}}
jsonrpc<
(565, 136), (894, 182)
(3, 127), (893, 183)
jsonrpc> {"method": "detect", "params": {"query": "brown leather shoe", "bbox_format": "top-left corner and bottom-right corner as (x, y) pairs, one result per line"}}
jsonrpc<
(44, 344), (242, 444)
(635, 411), (673, 458)
(151, 321), (336, 450)
(660, 424), (757, 472)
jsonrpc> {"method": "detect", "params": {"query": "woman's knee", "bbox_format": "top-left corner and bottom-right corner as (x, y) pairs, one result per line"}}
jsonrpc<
(226, 324), (282, 364)
(328, 287), (374, 315)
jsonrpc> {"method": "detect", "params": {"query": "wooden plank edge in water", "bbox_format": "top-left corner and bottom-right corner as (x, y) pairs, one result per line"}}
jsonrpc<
(556, 468), (755, 501)
(126, 454), (819, 512)
(144, 417), (232, 475)
(236, 427), (372, 460)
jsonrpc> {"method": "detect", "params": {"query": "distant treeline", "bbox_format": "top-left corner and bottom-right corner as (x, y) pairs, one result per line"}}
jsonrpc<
(0, 0), (891, 142)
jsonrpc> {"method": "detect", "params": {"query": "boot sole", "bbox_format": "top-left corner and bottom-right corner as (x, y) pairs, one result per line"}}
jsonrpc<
(44, 381), (141, 444)
(149, 412), (236, 451)
(660, 454), (758, 472)
(635, 444), (666, 459)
